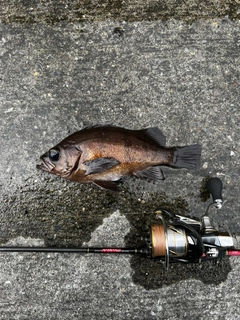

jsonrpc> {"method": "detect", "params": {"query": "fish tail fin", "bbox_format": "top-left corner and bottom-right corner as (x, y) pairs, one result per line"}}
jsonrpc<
(171, 144), (201, 169)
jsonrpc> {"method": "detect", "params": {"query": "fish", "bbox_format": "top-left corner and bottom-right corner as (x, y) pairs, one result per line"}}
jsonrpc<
(37, 125), (201, 191)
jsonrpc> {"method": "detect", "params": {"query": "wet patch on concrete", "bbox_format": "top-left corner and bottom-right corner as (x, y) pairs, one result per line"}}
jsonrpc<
(199, 175), (211, 202)
(1, 175), (186, 246)
(130, 254), (232, 290)
(1, 0), (240, 24)
(1, 177), (121, 247)
(2, 173), (231, 290)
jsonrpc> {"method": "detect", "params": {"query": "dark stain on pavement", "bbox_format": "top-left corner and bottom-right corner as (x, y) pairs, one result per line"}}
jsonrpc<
(1, 0), (240, 24)
(1, 176), (232, 289)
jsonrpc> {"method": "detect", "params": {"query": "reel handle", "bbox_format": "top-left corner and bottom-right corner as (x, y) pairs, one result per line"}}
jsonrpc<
(206, 178), (223, 209)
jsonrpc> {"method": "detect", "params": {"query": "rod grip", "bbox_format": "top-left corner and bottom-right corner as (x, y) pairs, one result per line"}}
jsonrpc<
(206, 177), (223, 208)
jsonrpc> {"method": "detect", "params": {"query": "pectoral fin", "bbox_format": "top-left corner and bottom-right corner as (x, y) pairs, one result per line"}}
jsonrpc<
(93, 180), (121, 192)
(135, 166), (165, 181)
(84, 157), (120, 175)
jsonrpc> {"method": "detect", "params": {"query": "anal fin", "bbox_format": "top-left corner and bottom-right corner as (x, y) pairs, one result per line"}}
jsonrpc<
(135, 166), (165, 181)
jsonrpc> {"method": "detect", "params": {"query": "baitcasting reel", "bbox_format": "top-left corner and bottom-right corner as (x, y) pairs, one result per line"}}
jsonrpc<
(0, 178), (239, 270)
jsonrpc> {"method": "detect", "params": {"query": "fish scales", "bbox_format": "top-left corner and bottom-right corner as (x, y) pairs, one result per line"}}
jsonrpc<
(80, 140), (172, 165)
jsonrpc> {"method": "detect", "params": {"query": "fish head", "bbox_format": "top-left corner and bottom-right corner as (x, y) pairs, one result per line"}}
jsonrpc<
(37, 143), (82, 178)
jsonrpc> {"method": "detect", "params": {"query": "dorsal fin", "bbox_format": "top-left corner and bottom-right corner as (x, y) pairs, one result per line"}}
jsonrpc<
(139, 127), (166, 147)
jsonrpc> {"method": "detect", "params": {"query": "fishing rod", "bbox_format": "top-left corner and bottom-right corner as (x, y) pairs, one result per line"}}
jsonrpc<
(1, 178), (240, 270)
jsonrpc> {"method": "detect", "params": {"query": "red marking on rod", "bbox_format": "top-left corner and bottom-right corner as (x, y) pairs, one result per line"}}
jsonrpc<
(101, 249), (123, 253)
(227, 250), (240, 256)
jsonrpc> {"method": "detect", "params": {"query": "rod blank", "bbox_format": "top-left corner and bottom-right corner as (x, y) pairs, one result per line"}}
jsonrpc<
(0, 247), (142, 254)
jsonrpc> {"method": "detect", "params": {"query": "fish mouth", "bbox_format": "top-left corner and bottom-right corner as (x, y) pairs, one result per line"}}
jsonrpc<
(36, 157), (55, 172)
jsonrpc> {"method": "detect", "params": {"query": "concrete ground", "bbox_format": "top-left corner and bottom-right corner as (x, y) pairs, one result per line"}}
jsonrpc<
(0, 1), (240, 319)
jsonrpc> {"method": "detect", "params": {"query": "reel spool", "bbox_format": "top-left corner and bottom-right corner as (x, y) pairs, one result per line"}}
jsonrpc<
(147, 211), (204, 270)
(150, 223), (187, 270)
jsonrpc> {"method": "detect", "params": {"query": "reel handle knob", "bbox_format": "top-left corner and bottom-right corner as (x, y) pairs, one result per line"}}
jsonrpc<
(206, 177), (223, 209)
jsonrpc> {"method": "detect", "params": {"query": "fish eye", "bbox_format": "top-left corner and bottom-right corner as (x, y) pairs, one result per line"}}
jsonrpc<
(49, 148), (60, 162)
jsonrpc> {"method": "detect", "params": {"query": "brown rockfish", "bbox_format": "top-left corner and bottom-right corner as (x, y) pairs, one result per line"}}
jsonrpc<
(37, 125), (201, 191)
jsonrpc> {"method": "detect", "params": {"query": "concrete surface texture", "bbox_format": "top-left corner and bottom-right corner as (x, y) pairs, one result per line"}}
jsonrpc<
(1, 0), (240, 22)
(0, 2), (240, 319)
